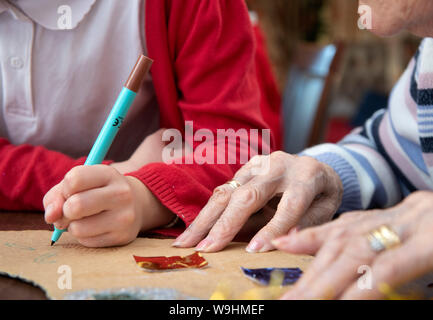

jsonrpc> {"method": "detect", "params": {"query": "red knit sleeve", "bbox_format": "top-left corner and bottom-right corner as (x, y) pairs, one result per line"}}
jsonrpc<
(0, 138), (88, 211)
(128, 0), (274, 236)
(253, 24), (282, 150)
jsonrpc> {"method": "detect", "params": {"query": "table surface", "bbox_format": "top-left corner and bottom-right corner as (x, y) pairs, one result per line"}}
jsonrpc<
(0, 211), (262, 300)
(0, 212), (50, 299)
(2, 211), (433, 300)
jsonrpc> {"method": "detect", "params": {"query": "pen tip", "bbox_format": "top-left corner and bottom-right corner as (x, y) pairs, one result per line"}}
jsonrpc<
(51, 241), (55, 246)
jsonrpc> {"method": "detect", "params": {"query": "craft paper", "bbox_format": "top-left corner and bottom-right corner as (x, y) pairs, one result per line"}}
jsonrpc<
(0, 231), (313, 299)
(241, 267), (303, 286)
(134, 252), (208, 271)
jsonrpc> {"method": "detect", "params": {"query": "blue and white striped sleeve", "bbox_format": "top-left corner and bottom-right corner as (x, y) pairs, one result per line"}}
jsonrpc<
(300, 110), (402, 216)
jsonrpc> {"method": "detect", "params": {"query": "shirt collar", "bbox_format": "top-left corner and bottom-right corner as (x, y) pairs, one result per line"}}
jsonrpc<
(9, 0), (96, 30)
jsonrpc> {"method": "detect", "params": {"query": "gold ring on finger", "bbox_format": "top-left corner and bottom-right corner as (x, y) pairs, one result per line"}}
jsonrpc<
(225, 179), (242, 190)
(367, 225), (401, 253)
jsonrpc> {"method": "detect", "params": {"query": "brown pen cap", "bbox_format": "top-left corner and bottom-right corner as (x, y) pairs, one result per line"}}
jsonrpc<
(124, 55), (153, 93)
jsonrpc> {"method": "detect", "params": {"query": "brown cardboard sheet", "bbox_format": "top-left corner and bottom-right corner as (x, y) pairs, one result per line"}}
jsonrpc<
(0, 231), (312, 300)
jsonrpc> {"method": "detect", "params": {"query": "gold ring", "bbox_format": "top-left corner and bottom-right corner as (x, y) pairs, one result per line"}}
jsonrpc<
(367, 225), (401, 253)
(225, 179), (242, 190)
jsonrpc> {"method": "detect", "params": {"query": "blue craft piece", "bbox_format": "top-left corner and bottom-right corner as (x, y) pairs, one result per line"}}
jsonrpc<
(241, 267), (303, 286)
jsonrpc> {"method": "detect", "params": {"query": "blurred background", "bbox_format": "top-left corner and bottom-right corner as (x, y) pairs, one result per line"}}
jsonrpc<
(246, 0), (420, 153)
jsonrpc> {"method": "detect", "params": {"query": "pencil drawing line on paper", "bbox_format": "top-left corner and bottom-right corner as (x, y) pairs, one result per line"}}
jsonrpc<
(34, 252), (57, 264)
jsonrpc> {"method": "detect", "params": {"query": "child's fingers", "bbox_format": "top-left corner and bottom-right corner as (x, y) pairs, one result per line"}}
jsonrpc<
(67, 210), (134, 239)
(62, 184), (130, 221)
(76, 232), (133, 248)
(43, 182), (65, 224)
(62, 165), (115, 198)
(53, 217), (70, 231)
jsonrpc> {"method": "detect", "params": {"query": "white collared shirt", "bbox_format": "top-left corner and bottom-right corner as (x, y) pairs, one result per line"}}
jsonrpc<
(0, 0), (159, 161)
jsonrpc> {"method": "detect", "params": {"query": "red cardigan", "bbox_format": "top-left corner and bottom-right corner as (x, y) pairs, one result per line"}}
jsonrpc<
(0, 0), (280, 235)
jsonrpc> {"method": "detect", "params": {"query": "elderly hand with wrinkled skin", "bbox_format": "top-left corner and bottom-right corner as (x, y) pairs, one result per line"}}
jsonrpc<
(273, 191), (433, 300)
(172, 152), (343, 253)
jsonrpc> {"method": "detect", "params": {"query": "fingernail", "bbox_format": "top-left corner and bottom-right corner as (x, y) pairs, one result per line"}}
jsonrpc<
(172, 236), (183, 246)
(246, 239), (263, 253)
(258, 242), (275, 253)
(195, 239), (212, 252)
(44, 203), (55, 223)
(271, 238), (282, 247)
(173, 232), (188, 247)
(172, 239), (184, 247)
(272, 228), (299, 249)
(271, 237), (289, 248)
(45, 203), (53, 215)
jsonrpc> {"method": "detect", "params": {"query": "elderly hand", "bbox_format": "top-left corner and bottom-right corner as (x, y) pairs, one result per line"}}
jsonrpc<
(273, 191), (433, 299)
(173, 151), (343, 252)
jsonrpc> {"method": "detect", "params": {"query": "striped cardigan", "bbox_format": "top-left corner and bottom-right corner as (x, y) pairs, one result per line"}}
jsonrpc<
(303, 38), (433, 215)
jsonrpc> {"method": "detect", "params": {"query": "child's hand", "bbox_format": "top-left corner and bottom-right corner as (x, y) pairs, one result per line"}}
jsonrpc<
(43, 165), (175, 247)
(111, 129), (167, 174)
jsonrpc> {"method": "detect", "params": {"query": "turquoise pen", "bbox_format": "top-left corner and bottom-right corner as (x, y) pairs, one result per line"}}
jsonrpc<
(50, 55), (153, 246)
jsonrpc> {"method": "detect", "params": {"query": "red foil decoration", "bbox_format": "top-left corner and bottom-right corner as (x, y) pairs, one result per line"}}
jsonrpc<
(133, 252), (208, 271)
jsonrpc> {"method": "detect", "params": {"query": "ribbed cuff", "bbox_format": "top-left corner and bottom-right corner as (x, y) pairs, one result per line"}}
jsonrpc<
(126, 164), (195, 227)
(302, 151), (363, 216)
